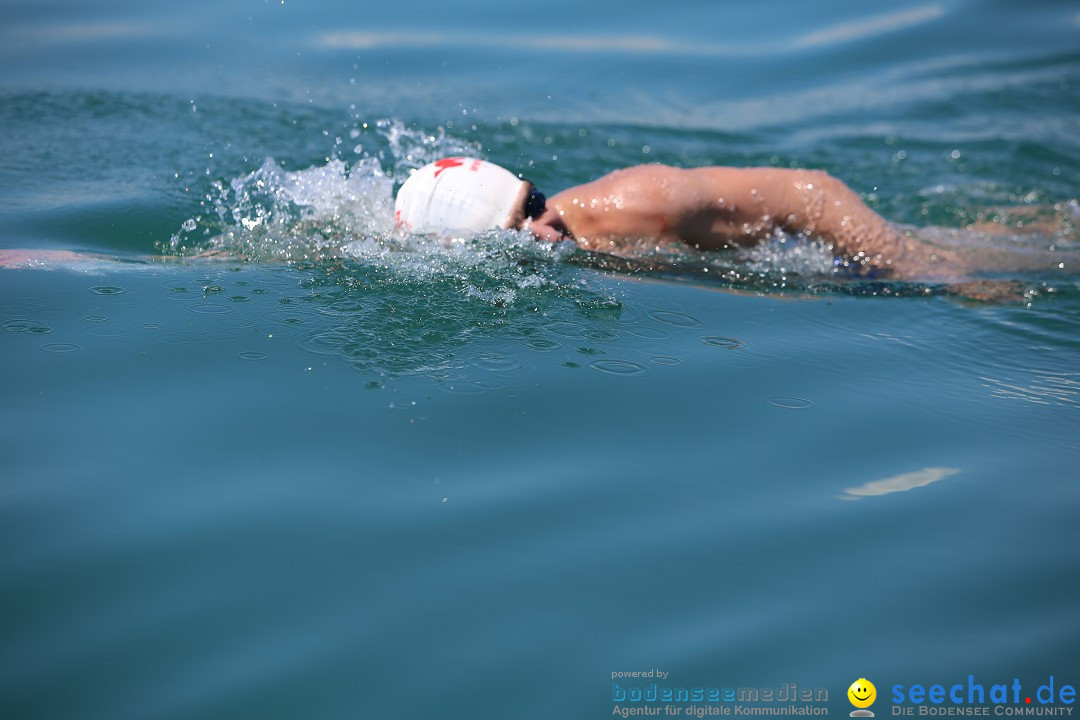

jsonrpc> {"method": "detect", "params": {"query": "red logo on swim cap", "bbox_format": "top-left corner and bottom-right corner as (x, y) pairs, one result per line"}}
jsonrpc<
(433, 158), (465, 177)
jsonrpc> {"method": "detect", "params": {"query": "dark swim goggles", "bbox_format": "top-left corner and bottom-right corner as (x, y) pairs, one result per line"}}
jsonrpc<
(523, 186), (547, 219)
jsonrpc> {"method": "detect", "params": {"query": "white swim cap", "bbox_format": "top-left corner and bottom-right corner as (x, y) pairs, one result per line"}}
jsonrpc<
(395, 157), (527, 234)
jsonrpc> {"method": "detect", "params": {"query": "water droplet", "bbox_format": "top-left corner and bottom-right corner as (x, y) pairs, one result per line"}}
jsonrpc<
(89, 286), (126, 295)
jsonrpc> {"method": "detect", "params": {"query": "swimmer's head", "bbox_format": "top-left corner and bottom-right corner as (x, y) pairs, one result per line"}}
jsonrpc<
(394, 157), (545, 235)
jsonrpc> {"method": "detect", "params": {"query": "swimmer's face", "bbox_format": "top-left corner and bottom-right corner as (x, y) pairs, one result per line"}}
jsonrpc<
(848, 679), (876, 709)
(509, 182), (546, 229)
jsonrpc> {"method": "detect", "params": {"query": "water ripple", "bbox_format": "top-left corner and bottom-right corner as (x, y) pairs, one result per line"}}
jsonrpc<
(439, 379), (506, 395)
(980, 370), (1080, 408)
(524, 338), (562, 352)
(702, 336), (749, 350)
(4, 319), (53, 335)
(649, 310), (703, 327)
(188, 304), (232, 315)
(766, 396), (815, 409)
(475, 353), (520, 373)
(623, 325), (670, 340)
(590, 359), (648, 377)
(84, 324), (136, 337)
(648, 355), (683, 366)
(157, 331), (241, 345)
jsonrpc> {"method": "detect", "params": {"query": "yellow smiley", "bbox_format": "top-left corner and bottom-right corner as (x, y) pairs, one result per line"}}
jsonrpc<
(848, 679), (877, 709)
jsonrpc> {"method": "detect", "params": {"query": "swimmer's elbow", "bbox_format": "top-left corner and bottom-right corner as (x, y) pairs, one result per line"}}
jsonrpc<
(800, 168), (837, 188)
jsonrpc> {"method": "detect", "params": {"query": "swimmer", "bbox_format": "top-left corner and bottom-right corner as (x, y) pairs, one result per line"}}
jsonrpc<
(395, 157), (962, 281)
(3, 156), (1069, 300)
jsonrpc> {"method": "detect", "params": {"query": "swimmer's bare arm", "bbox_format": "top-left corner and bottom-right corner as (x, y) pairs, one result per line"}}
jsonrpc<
(695, 167), (957, 278)
(0, 249), (111, 268)
(530, 165), (959, 279)
(0, 248), (227, 269)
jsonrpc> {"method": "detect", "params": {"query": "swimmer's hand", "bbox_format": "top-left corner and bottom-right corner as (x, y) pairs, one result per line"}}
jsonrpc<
(526, 221), (569, 243)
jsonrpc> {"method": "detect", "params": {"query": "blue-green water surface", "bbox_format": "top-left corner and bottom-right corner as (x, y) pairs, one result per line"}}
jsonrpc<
(1, 1), (1079, 718)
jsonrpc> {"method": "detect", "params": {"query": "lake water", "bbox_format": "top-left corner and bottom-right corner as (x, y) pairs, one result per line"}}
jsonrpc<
(1, 1), (1079, 718)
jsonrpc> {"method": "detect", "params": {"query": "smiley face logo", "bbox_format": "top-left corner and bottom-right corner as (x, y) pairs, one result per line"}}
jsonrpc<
(848, 679), (876, 709)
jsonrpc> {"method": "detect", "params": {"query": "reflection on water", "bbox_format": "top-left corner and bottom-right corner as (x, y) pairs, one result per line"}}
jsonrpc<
(840, 466), (961, 500)
(980, 369), (1080, 408)
(315, 5), (946, 56)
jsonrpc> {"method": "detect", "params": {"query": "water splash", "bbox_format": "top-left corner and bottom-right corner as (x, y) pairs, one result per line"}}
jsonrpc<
(376, 118), (482, 178)
(186, 155), (395, 261)
(162, 120), (591, 312)
(742, 231), (836, 277)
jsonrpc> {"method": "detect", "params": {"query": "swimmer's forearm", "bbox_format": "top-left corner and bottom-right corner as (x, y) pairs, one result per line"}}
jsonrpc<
(778, 170), (913, 271)
(783, 171), (968, 279)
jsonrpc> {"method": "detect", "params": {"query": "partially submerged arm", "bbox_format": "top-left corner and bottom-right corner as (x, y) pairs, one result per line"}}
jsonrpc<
(533, 165), (961, 280)
(693, 167), (960, 279)
(0, 249), (102, 268)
